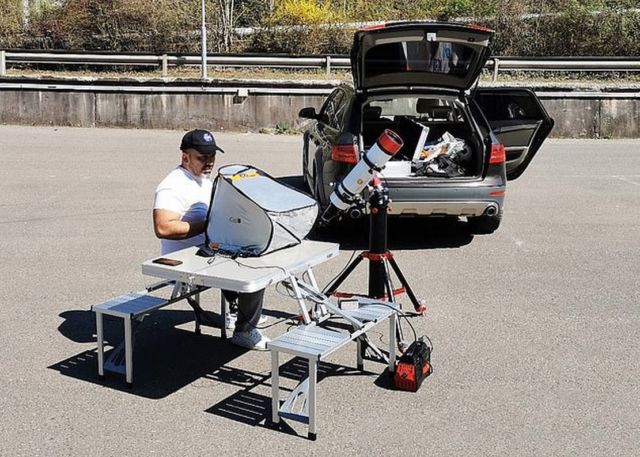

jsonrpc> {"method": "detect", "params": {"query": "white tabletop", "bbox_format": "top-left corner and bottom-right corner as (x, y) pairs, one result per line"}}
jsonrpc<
(141, 240), (340, 293)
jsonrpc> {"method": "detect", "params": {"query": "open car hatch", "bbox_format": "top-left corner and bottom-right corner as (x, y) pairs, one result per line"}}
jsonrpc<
(351, 22), (494, 92)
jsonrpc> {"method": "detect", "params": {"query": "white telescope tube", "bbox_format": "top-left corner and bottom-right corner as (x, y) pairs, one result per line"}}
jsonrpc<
(320, 129), (403, 224)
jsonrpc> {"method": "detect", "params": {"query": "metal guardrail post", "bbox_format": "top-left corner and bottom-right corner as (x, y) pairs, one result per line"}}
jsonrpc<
(0, 51), (6, 76)
(326, 56), (331, 76)
(493, 58), (500, 81)
(161, 54), (168, 77)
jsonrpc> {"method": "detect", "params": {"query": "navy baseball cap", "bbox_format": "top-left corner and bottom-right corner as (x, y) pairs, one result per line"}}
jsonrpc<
(180, 129), (224, 155)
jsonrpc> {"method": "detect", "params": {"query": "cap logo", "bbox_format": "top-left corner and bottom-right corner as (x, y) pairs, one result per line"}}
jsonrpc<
(203, 133), (213, 143)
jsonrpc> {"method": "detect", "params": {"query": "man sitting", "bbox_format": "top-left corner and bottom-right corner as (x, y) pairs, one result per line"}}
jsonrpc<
(152, 129), (269, 350)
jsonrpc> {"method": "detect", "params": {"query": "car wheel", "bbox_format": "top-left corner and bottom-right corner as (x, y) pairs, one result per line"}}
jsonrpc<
(467, 214), (502, 234)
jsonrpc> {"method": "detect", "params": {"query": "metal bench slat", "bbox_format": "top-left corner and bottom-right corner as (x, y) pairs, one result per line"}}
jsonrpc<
(268, 326), (350, 359)
(298, 325), (350, 342)
(276, 333), (337, 352)
(341, 303), (396, 323)
(92, 293), (167, 318)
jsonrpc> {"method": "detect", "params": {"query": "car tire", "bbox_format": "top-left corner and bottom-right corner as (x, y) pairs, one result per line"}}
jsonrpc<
(467, 213), (502, 234)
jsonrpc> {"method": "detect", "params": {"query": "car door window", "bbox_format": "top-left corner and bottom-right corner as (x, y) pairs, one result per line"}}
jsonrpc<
(474, 88), (554, 180)
(319, 90), (345, 129)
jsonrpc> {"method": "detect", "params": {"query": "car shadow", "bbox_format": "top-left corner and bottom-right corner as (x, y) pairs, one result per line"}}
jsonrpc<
(309, 217), (473, 251)
(278, 174), (474, 250)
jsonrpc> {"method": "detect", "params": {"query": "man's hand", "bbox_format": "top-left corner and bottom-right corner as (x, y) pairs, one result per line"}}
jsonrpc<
(153, 209), (206, 240)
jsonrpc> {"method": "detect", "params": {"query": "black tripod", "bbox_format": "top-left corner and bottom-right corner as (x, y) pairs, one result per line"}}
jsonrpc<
(324, 178), (425, 348)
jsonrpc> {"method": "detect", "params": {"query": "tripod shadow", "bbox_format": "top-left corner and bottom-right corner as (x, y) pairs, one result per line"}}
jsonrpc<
(50, 308), (249, 399)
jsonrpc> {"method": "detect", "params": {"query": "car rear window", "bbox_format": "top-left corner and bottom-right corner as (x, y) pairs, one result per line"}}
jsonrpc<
(366, 96), (462, 122)
(365, 39), (476, 79)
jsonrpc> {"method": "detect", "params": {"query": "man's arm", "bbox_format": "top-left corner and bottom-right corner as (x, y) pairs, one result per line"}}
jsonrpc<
(153, 209), (206, 240)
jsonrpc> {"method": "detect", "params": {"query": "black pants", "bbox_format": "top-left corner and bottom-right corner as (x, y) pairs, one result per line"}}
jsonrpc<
(222, 289), (264, 333)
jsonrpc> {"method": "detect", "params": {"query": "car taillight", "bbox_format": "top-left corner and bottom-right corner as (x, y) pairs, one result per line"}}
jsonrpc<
(332, 144), (359, 164)
(489, 143), (506, 164)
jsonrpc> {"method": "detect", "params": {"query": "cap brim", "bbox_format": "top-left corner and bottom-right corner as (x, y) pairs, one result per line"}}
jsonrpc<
(194, 144), (222, 155)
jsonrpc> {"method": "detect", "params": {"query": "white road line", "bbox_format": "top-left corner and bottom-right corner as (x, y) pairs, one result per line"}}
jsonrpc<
(554, 175), (640, 178)
(612, 175), (640, 186)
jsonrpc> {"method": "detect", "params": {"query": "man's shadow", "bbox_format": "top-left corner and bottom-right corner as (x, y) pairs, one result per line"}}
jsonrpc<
(278, 174), (474, 251)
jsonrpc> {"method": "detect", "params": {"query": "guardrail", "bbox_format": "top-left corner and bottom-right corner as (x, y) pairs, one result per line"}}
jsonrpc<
(1, 50), (640, 79)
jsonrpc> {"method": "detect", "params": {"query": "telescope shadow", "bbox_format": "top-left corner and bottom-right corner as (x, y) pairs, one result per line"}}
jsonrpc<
(50, 309), (251, 399)
(308, 217), (474, 251)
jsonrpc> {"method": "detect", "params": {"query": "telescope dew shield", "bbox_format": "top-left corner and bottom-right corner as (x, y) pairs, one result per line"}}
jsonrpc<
(325, 129), (403, 218)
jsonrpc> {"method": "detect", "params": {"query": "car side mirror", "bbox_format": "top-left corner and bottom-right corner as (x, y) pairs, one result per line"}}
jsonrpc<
(299, 107), (318, 119)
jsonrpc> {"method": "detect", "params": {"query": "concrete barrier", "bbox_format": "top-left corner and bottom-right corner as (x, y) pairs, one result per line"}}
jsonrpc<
(1, 78), (639, 137)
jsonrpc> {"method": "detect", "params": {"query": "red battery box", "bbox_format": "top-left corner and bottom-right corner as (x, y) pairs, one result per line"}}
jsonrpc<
(394, 338), (432, 392)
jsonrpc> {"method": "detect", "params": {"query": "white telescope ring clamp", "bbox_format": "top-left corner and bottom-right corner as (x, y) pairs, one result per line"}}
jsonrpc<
(321, 129), (404, 222)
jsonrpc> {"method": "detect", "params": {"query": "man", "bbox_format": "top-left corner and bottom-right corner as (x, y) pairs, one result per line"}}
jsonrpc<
(153, 129), (270, 350)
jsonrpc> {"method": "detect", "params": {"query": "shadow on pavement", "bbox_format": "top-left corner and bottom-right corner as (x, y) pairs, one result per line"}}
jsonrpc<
(50, 309), (249, 399)
(205, 356), (376, 440)
(278, 174), (474, 251)
(309, 217), (474, 251)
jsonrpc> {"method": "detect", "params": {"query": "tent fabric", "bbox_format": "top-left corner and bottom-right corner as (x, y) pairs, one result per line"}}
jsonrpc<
(205, 164), (318, 256)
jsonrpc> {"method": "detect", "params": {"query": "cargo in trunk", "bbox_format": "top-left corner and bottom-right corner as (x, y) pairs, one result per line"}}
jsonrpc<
(361, 96), (484, 179)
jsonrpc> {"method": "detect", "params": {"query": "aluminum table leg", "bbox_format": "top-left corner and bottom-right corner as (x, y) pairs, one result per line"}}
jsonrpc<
(271, 350), (280, 425)
(308, 358), (317, 440)
(124, 317), (133, 387)
(96, 311), (105, 380)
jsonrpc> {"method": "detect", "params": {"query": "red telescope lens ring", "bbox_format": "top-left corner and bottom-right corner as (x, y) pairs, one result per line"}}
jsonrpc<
(377, 129), (403, 155)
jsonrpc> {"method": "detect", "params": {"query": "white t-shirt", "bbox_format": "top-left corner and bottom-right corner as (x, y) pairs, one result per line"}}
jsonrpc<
(153, 166), (213, 255)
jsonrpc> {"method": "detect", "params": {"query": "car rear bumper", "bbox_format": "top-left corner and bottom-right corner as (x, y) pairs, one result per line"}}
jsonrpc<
(386, 200), (502, 217)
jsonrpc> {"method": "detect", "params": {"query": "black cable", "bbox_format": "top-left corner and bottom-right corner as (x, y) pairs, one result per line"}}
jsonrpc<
(231, 258), (289, 277)
(363, 300), (418, 343)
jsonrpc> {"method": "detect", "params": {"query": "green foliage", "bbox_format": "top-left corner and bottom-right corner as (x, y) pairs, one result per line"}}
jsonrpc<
(271, 0), (344, 25)
(1, 0), (639, 56)
(247, 0), (350, 54)
(0, 0), (24, 47)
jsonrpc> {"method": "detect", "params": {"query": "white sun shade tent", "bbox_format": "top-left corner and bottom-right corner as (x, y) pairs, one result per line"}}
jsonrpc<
(205, 165), (319, 256)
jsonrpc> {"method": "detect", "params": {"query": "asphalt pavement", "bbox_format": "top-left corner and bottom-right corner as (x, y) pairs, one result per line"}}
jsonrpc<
(0, 126), (638, 456)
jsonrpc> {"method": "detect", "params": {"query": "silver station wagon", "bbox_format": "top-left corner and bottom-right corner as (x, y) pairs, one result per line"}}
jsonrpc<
(300, 21), (554, 233)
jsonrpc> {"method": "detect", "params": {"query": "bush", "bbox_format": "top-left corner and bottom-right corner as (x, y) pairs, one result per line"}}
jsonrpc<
(2, 0), (639, 57)
(0, 0), (24, 48)
(26, 0), (205, 52)
(245, 0), (351, 54)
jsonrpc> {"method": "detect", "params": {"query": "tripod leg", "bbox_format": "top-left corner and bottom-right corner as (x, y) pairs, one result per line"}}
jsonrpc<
(388, 257), (426, 313)
(382, 260), (407, 351)
(324, 255), (364, 296)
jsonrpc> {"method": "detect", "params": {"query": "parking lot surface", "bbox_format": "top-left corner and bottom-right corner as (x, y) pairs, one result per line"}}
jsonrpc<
(1, 126), (638, 456)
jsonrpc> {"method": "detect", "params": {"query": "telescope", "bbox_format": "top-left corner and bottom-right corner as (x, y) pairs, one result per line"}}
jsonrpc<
(321, 127), (427, 352)
(319, 129), (403, 225)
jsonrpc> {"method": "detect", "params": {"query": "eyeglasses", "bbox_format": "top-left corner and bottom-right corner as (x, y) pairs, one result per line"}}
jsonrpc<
(193, 153), (216, 163)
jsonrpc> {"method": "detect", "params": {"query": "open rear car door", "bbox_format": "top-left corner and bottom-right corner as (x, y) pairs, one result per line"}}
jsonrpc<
(474, 88), (554, 180)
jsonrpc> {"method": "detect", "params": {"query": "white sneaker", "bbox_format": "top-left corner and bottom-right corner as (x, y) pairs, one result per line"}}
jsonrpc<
(225, 313), (268, 331)
(225, 312), (237, 330)
(231, 328), (271, 351)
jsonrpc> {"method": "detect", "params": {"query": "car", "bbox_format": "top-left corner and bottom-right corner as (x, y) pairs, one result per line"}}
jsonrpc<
(299, 21), (554, 234)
